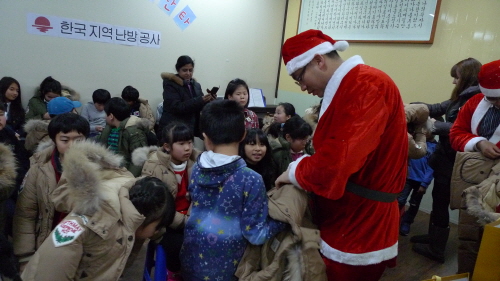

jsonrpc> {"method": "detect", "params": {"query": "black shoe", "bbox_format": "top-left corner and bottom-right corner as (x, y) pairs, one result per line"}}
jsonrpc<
(412, 243), (445, 263)
(410, 234), (429, 244)
(412, 224), (449, 263)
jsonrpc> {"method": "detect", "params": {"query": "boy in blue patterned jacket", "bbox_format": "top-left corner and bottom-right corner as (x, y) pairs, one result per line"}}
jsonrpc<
(180, 100), (285, 281)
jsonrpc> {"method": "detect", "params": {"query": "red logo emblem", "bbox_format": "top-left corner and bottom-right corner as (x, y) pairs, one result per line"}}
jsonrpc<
(32, 16), (53, 33)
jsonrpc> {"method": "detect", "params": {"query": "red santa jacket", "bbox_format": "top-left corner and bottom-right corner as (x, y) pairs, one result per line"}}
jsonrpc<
(450, 94), (500, 152)
(288, 55), (408, 266)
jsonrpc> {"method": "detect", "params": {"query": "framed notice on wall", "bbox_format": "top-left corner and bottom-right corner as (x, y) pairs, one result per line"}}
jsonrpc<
(298, 0), (441, 44)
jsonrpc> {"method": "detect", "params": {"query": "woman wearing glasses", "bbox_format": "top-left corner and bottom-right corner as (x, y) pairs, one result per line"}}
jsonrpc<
(411, 58), (482, 263)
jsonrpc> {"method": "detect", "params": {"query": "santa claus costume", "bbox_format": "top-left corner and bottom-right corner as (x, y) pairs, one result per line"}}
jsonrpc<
(449, 59), (500, 275)
(282, 30), (408, 280)
(450, 60), (500, 152)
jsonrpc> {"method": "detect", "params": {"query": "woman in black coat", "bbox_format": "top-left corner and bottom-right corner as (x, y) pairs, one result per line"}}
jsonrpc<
(411, 57), (482, 263)
(159, 56), (214, 138)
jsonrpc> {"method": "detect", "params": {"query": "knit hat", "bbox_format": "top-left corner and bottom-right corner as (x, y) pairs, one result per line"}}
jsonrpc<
(282, 29), (349, 75)
(47, 97), (82, 115)
(479, 59), (500, 97)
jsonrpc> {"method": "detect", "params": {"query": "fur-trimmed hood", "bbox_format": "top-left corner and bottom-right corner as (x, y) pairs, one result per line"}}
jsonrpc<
(0, 143), (17, 201)
(132, 145), (200, 167)
(465, 185), (500, 225)
(33, 84), (81, 101)
(132, 146), (158, 167)
(160, 72), (198, 87)
(124, 115), (153, 131)
(23, 119), (49, 134)
(303, 104), (320, 132)
(51, 140), (135, 217)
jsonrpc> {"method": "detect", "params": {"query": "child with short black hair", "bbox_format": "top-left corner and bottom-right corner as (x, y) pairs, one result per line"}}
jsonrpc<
(122, 86), (155, 130)
(13, 113), (89, 271)
(20, 139), (175, 281)
(97, 97), (150, 176)
(81, 89), (111, 137)
(272, 115), (314, 175)
(180, 100), (284, 281)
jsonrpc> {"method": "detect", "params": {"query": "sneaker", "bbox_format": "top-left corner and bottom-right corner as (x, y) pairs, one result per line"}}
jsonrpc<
(400, 222), (410, 236)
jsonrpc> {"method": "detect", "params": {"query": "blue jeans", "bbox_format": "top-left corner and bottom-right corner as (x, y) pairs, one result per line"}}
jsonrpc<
(397, 179), (425, 225)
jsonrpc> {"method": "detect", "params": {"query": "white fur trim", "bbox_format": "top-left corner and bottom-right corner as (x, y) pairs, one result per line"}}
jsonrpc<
(333, 40), (349, 52)
(480, 85), (500, 98)
(132, 146), (158, 166)
(471, 98), (490, 135)
(288, 155), (309, 189)
(319, 55), (364, 122)
(286, 42), (334, 75)
(465, 137), (487, 152)
(320, 240), (398, 265)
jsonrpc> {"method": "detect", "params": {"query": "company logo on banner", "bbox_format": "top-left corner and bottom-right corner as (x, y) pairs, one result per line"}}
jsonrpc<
(26, 13), (161, 48)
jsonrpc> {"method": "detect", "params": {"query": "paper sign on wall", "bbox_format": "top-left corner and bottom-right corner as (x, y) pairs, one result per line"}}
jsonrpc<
(27, 13), (161, 48)
(174, 5), (196, 31)
(158, 0), (180, 16)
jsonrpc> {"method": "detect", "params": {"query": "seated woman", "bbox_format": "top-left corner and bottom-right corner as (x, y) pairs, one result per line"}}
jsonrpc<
(224, 78), (259, 129)
(0, 77), (25, 135)
(159, 55), (214, 138)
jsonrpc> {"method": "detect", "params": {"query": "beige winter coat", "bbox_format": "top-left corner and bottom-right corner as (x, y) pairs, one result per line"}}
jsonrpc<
(0, 143), (17, 234)
(235, 185), (326, 281)
(13, 142), (57, 263)
(132, 146), (198, 229)
(21, 141), (143, 281)
(138, 98), (156, 131)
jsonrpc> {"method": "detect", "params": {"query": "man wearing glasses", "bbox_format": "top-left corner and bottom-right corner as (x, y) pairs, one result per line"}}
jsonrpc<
(275, 29), (408, 281)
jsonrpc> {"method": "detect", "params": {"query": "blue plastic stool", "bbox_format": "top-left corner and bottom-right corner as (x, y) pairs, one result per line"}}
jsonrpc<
(143, 240), (167, 281)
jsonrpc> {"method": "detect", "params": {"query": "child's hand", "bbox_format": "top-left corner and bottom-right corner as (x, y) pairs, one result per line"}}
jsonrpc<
(43, 112), (51, 120)
(95, 126), (103, 132)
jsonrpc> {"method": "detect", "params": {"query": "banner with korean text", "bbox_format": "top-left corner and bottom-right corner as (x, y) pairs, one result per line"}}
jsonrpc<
(27, 13), (161, 48)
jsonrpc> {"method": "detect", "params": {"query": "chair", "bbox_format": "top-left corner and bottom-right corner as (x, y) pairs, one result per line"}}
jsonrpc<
(143, 240), (167, 281)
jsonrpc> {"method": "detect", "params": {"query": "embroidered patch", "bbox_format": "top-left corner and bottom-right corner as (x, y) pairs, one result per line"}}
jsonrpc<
(70, 213), (89, 225)
(52, 220), (84, 247)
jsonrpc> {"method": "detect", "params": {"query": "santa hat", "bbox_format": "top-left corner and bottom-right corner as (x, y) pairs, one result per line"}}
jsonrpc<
(282, 29), (348, 75)
(479, 59), (500, 97)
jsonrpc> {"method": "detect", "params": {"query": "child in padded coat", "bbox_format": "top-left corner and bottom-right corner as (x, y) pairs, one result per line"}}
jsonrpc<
(13, 113), (89, 271)
(132, 122), (199, 280)
(21, 141), (175, 281)
(180, 100), (285, 281)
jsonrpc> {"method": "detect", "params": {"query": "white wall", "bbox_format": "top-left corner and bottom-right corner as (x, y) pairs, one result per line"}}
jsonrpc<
(0, 0), (286, 109)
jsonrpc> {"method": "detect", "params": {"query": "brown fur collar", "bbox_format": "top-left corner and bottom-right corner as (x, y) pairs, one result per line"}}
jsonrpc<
(23, 119), (49, 134)
(0, 143), (17, 196)
(160, 72), (197, 87)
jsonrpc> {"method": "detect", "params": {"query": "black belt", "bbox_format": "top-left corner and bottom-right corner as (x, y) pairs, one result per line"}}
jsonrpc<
(346, 181), (398, 203)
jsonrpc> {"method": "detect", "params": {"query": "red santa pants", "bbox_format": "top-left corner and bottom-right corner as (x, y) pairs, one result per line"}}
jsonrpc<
(323, 256), (396, 281)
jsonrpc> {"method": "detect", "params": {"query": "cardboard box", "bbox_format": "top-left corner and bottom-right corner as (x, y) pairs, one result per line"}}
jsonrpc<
(422, 273), (469, 281)
(473, 219), (500, 281)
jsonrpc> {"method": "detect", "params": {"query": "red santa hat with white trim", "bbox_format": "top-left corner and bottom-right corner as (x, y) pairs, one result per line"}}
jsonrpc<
(282, 29), (349, 75)
(479, 59), (500, 97)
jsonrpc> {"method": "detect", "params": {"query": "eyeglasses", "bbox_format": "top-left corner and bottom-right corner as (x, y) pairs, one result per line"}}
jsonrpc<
(294, 64), (309, 87)
(484, 96), (500, 103)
